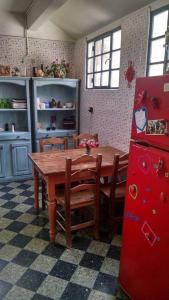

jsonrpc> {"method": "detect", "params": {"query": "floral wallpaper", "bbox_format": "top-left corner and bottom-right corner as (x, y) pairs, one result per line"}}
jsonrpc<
(73, 6), (149, 152)
(0, 36), (75, 77)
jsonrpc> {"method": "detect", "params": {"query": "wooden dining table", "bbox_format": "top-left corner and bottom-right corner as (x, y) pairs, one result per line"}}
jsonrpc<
(28, 146), (125, 242)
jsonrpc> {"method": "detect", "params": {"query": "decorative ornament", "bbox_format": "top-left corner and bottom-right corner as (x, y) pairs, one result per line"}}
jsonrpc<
(124, 60), (135, 88)
(129, 184), (138, 200)
(135, 90), (147, 105)
(133, 106), (148, 132)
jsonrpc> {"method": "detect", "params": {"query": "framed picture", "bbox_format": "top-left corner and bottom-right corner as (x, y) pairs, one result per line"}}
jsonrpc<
(0, 65), (10, 76)
(145, 119), (167, 135)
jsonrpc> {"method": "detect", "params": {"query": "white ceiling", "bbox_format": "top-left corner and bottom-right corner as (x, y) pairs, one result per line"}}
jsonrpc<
(0, 0), (156, 39)
(51, 0), (155, 39)
(0, 0), (32, 12)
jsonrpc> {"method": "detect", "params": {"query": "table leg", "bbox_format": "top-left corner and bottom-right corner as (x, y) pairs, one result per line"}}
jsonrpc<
(46, 177), (56, 242)
(33, 166), (39, 213)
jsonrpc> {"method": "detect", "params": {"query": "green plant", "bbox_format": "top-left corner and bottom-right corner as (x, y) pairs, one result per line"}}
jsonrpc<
(48, 59), (70, 78)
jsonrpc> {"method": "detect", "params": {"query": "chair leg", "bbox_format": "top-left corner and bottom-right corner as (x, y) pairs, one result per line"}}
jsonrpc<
(94, 204), (100, 240)
(65, 209), (72, 248)
(41, 180), (46, 210)
(108, 200), (116, 239)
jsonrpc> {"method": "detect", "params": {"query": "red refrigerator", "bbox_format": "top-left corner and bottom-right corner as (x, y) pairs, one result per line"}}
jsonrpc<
(118, 75), (169, 300)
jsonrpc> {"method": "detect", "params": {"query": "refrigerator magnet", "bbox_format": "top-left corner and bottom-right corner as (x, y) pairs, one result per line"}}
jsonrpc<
(133, 106), (148, 133)
(145, 119), (167, 135)
(129, 184), (138, 200)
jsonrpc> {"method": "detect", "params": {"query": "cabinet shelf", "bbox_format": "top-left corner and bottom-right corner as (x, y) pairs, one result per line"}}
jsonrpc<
(0, 109), (27, 111)
(37, 108), (75, 111)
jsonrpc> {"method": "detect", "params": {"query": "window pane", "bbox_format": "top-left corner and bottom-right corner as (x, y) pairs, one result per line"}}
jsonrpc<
(94, 73), (101, 86)
(152, 11), (168, 38)
(149, 64), (164, 76)
(103, 36), (110, 53)
(111, 50), (121, 69)
(101, 72), (109, 86)
(95, 39), (102, 55)
(88, 42), (94, 57)
(112, 30), (121, 50)
(88, 58), (93, 73)
(95, 55), (101, 72)
(102, 53), (110, 71)
(150, 38), (165, 63)
(87, 74), (93, 88)
(110, 70), (120, 87)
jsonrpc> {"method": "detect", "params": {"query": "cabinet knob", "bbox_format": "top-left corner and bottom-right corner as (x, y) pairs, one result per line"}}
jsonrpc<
(16, 136), (20, 139)
(0, 145), (3, 150)
(45, 134), (49, 138)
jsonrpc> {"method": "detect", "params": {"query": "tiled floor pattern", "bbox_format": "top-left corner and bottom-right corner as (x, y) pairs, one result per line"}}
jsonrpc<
(0, 180), (129, 300)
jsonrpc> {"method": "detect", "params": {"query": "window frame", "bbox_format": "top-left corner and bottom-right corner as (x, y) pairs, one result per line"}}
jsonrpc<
(146, 4), (169, 76)
(86, 26), (121, 90)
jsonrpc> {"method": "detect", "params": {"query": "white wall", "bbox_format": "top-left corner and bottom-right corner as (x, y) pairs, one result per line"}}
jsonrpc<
(73, 0), (169, 152)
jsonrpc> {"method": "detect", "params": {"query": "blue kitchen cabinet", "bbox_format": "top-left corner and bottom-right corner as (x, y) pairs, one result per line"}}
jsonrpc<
(31, 78), (80, 152)
(12, 142), (31, 176)
(0, 143), (6, 178)
(0, 77), (32, 182)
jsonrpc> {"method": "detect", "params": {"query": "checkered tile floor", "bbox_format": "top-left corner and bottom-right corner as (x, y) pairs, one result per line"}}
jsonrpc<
(0, 180), (129, 300)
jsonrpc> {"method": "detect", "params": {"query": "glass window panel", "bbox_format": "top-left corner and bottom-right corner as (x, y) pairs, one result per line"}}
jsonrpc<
(95, 55), (101, 72)
(103, 36), (110, 53)
(112, 30), (121, 50)
(150, 38), (165, 63)
(88, 42), (94, 57)
(101, 72), (109, 86)
(110, 70), (120, 88)
(87, 74), (93, 88)
(95, 39), (102, 55)
(102, 53), (110, 71)
(152, 11), (168, 38)
(148, 64), (164, 76)
(94, 73), (101, 86)
(88, 58), (93, 73)
(111, 50), (121, 69)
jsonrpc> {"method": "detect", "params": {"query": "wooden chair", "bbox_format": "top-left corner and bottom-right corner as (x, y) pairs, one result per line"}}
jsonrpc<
(100, 153), (129, 237)
(73, 133), (98, 149)
(39, 137), (68, 152)
(56, 153), (102, 248)
(39, 137), (68, 209)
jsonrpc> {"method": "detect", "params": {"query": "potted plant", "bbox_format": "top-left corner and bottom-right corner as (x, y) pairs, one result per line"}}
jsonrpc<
(47, 59), (70, 78)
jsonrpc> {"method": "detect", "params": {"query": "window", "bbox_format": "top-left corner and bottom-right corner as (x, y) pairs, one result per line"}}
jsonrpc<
(147, 5), (169, 76)
(86, 28), (121, 89)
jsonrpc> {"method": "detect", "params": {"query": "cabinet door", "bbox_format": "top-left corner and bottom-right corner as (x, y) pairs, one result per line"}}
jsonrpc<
(0, 144), (6, 178)
(11, 142), (31, 176)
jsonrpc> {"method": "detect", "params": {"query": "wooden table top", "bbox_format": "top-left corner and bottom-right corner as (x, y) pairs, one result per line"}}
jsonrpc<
(28, 146), (125, 176)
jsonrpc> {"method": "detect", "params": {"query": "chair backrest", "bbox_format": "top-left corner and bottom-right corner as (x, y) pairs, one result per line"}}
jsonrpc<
(65, 153), (102, 206)
(110, 153), (129, 199)
(39, 137), (68, 152)
(73, 133), (98, 149)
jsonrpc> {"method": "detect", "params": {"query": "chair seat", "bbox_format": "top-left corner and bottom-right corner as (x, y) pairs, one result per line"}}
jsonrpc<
(56, 189), (95, 209)
(100, 181), (126, 199)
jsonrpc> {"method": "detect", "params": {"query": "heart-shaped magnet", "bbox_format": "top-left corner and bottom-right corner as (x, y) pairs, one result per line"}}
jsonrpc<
(133, 106), (148, 132)
(129, 184), (138, 200)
